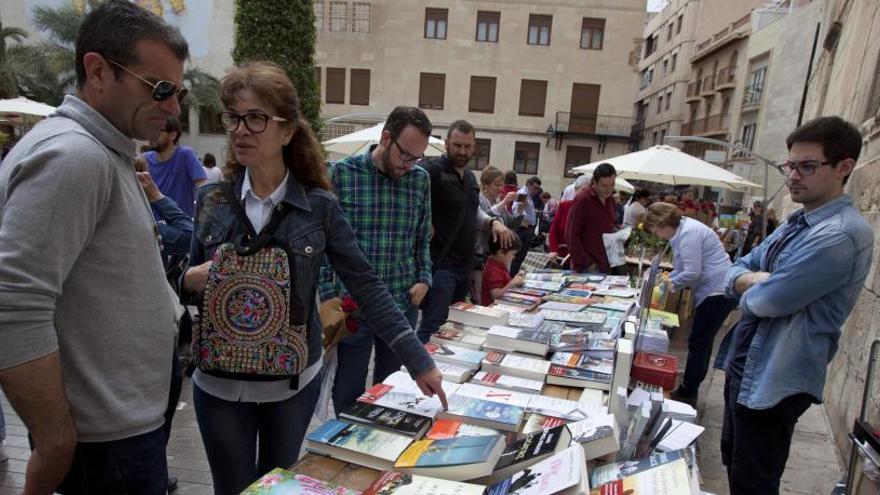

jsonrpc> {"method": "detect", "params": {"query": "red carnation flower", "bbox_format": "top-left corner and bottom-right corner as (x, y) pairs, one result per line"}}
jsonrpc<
(345, 317), (359, 333)
(341, 296), (359, 313)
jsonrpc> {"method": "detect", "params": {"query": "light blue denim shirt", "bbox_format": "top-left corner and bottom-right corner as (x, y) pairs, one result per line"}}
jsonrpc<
(668, 216), (732, 307)
(714, 195), (873, 409)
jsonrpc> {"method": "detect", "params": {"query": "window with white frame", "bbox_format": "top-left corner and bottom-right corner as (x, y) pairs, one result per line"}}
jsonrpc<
(314, 1), (325, 31)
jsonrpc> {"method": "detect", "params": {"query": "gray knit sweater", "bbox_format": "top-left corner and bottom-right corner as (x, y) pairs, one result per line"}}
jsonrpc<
(0, 95), (179, 442)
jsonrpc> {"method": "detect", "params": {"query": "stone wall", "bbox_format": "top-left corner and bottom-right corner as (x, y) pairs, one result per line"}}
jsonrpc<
(798, 0), (880, 459)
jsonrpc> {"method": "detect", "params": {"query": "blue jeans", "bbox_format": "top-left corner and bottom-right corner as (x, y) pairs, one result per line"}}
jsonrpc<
(333, 304), (418, 414)
(56, 427), (168, 495)
(679, 295), (738, 396)
(417, 268), (471, 343)
(192, 374), (321, 495)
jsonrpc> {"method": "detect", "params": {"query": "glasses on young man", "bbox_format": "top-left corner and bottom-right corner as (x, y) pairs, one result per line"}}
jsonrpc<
(393, 139), (425, 164)
(105, 58), (188, 103)
(219, 111), (287, 134)
(776, 160), (834, 177)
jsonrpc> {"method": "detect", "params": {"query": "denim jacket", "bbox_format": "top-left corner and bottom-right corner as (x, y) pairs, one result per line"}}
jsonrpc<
(187, 171), (435, 378)
(714, 195), (873, 409)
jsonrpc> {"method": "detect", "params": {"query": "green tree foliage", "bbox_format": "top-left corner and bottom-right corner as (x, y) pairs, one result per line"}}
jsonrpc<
(6, 1), (221, 110)
(232, 0), (322, 132)
(0, 22), (29, 98)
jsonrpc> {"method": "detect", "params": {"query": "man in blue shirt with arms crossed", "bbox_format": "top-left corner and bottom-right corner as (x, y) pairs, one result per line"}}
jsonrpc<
(716, 116), (873, 494)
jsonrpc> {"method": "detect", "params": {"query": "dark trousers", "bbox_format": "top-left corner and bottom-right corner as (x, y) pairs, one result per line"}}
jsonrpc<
(192, 374), (322, 495)
(679, 295), (737, 396)
(332, 305), (419, 414)
(417, 268), (471, 343)
(510, 226), (533, 275)
(57, 427), (168, 495)
(721, 374), (813, 495)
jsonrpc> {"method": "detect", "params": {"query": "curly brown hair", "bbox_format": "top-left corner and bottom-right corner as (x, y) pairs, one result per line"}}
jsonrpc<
(219, 61), (330, 191)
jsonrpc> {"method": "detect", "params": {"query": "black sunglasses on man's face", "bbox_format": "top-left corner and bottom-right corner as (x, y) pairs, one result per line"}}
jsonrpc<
(106, 58), (187, 103)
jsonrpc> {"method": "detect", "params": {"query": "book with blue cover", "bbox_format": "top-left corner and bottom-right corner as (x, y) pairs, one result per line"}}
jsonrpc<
(306, 419), (413, 471)
(438, 393), (525, 432)
(394, 435), (505, 480)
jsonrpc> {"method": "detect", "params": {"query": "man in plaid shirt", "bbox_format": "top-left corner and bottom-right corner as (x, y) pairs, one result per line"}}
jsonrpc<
(320, 107), (434, 414)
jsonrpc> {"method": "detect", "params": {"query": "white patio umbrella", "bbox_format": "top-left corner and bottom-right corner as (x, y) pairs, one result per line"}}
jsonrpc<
(571, 144), (762, 190)
(0, 97), (56, 123)
(322, 122), (446, 157)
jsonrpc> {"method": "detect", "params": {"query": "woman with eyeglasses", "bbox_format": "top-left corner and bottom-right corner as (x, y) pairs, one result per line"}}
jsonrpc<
(180, 61), (446, 494)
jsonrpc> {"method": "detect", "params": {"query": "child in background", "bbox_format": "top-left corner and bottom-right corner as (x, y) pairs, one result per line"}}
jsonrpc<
(481, 235), (524, 305)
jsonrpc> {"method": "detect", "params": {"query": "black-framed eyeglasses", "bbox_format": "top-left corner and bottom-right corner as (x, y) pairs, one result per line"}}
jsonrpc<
(776, 160), (834, 177)
(105, 58), (187, 103)
(219, 111), (287, 134)
(393, 139), (425, 164)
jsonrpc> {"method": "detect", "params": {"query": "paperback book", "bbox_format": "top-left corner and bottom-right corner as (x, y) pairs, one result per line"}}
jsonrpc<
(338, 402), (432, 438)
(363, 471), (485, 495)
(438, 393), (526, 432)
(471, 371), (544, 394)
(486, 325), (554, 357)
(541, 310), (607, 327)
(540, 301), (590, 312)
(589, 457), (690, 495)
(486, 445), (589, 495)
(448, 302), (509, 328)
(394, 434), (506, 481)
(547, 365), (613, 390)
(498, 291), (543, 310)
(550, 331), (616, 352)
(241, 469), (360, 495)
(567, 414), (620, 460)
(423, 343), (487, 368)
(306, 419), (413, 471)
(475, 425), (573, 484)
(589, 449), (689, 487)
(425, 418), (501, 440)
(432, 323), (488, 350)
(550, 351), (615, 376)
(434, 361), (477, 383)
(454, 382), (533, 408)
(521, 413), (568, 434)
(482, 351), (551, 381)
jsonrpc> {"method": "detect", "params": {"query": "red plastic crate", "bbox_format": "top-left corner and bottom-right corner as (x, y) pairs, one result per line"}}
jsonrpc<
(631, 352), (678, 390)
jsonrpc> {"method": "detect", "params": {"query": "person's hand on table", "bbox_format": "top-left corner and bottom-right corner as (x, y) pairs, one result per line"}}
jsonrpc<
(415, 367), (448, 410)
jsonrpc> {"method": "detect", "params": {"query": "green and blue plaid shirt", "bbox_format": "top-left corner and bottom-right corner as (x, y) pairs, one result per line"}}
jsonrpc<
(318, 150), (432, 310)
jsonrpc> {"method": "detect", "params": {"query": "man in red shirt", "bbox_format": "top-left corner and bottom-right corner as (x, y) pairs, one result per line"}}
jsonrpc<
(566, 163), (618, 273)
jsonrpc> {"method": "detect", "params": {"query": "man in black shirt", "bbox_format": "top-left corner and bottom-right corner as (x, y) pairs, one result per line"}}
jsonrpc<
(417, 120), (514, 343)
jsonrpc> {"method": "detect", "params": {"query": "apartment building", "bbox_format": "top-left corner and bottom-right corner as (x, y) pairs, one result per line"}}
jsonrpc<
(313, 0), (645, 195)
(633, 0), (701, 149)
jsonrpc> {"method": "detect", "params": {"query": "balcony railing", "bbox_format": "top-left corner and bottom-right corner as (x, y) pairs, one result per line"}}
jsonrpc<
(682, 114), (729, 135)
(687, 81), (700, 98)
(701, 75), (716, 95)
(716, 66), (737, 88)
(555, 112), (637, 139)
(743, 84), (764, 107)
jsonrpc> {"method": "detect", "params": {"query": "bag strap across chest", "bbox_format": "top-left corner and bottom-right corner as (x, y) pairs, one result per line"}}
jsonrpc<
(220, 181), (295, 254)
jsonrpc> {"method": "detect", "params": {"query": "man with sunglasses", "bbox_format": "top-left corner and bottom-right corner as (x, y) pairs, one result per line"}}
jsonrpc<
(318, 106), (435, 414)
(144, 116), (207, 218)
(715, 116), (873, 494)
(0, 1), (188, 493)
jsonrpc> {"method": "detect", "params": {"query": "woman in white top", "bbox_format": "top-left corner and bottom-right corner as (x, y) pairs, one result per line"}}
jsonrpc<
(644, 202), (736, 405)
(201, 152), (223, 183)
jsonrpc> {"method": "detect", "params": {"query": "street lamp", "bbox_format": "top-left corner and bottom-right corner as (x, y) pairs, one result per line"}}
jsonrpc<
(663, 135), (787, 239)
(546, 124), (555, 147)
